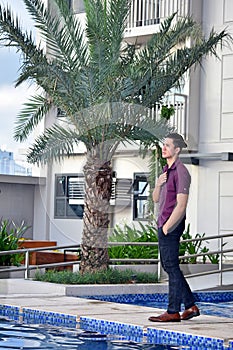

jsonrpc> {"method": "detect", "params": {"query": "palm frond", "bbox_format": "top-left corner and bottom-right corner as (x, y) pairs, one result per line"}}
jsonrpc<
(122, 15), (231, 106)
(159, 12), (177, 34)
(106, 0), (130, 55)
(0, 4), (43, 60)
(144, 15), (203, 65)
(26, 123), (81, 164)
(124, 118), (174, 146)
(146, 27), (231, 103)
(83, 0), (129, 96)
(14, 94), (52, 142)
(23, 0), (87, 69)
(53, 0), (88, 67)
(0, 2), (90, 110)
(76, 102), (173, 149)
(15, 52), (89, 126)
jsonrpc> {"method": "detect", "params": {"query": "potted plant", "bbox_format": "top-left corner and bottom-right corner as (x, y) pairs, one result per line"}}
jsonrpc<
(0, 219), (28, 277)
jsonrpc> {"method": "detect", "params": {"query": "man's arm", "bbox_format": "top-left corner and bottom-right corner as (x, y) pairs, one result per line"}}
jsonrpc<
(162, 193), (189, 235)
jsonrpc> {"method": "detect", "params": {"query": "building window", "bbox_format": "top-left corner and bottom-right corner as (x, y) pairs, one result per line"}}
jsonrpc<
(72, 0), (85, 14)
(133, 173), (149, 220)
(55, 173), (133, 219)
(55, 174), (84, 219)
(111, 178), (132, 207)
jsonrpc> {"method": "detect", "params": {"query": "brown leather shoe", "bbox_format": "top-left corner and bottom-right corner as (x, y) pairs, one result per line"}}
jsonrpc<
(181, 305), (200, 320)
(148, 311), (181, 322)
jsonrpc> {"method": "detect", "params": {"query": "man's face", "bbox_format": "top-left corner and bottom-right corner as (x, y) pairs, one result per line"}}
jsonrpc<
(162, 137), (179, 159)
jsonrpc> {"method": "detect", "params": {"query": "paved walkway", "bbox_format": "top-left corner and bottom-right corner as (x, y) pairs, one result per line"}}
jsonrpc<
(0, 279), (232, 348)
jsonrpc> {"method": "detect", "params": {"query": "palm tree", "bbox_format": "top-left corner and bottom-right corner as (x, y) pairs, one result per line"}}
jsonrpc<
(0, 0), (230, 273)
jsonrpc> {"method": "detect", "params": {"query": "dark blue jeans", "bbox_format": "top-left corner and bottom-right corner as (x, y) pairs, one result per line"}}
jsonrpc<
(158, 220), (195, 313)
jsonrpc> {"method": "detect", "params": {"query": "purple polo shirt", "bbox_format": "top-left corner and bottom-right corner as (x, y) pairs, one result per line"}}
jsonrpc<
(158, 158), (191, 228)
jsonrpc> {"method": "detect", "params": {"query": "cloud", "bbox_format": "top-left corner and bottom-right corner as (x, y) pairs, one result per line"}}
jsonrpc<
(0, 1), (35, 158)
(0, 83), (35, 154)
(1, 0), (35, 33)
(0, 84), (28, 107)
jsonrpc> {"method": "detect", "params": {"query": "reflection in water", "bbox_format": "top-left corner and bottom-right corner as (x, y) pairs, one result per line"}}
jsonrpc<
(0, 318), (181, 349)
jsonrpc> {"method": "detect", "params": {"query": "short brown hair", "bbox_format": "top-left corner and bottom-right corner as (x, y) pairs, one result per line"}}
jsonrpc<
(166, 133), (187, 149)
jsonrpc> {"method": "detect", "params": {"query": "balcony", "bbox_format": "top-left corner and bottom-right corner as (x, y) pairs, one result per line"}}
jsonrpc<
(152, 93), (188, 139)
(124, 0), (190, 44)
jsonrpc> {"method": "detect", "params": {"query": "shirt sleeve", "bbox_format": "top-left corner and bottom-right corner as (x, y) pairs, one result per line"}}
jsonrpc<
(177, 165), (191, 194)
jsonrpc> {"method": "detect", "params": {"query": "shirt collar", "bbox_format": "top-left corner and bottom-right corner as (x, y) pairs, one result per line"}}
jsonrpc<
(164, 158), (181, 171)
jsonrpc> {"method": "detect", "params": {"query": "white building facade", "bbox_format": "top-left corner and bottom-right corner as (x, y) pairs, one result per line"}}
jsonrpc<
(31, 0), (233, 256)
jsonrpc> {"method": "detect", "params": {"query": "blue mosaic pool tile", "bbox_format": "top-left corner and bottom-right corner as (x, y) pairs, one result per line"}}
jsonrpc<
(147, 327), (225, 350)
(83, 291), (233, 305)
(0, 304), (20, 321)
(84, 293), (169, 304)
(194, 291), (233, 303)
(229, 340), (233, 350)
(22, 308), (77, 328)
(80, 316), (143, 342)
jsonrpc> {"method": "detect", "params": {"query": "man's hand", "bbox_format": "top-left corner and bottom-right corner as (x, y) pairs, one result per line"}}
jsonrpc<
(162, 223), (168, 235)
(157, 172), (167, 187)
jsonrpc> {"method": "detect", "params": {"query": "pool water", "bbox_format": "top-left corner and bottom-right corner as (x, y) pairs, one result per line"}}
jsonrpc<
(83, 292), (233, 319)
(0, 318), (186, 350)
(132, 300), (233, 319)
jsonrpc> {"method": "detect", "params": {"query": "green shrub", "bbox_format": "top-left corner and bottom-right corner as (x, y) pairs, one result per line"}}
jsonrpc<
(179, 224), (222, 264)
(108, 221), (159, 263)
(179, 224), (208, 263)
(0, 219), (28, 266)
(34, 268), (158, 284)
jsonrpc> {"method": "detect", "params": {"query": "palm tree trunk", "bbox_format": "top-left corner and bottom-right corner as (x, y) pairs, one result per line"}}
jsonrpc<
(80, 152), (112, 273)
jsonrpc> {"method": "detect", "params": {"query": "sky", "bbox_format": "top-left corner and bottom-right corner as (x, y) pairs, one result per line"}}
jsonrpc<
(0, 0), (35, 161)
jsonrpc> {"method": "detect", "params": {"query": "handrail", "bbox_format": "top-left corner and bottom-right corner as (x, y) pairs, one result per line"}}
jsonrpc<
(125, 0), (190, 30)
(0, 243), (81, 279)
(0, 233), (232, 284)
(0, 244), (81, 255)
(108, 232), (233, 245)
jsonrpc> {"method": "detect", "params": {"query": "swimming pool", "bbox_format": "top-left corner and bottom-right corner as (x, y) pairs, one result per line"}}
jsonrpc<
(0, 291), (232, 349)
(0, 318), (188, 349)
(82, 291), (233, 318)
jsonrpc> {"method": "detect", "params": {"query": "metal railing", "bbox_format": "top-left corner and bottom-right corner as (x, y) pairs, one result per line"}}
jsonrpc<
(125, 0), (190, 30)
(0, 244), (81, 280)
(0, 232), (232, 285)
(151, 93), (188, 138)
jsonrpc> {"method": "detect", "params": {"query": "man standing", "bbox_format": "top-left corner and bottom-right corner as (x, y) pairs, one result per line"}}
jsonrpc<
(149, 133), (200, 322)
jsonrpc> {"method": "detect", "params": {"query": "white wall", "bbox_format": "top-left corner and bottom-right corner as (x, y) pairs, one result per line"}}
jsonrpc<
(200, 0), (233, 152)
(219, 170), (233, 255)
(185, 163), (198, 236)
(0, 175), (46, 240)
(47, 155), (86, 245)
(33, 181), (47, 240)
(194, 161), (233, 255)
